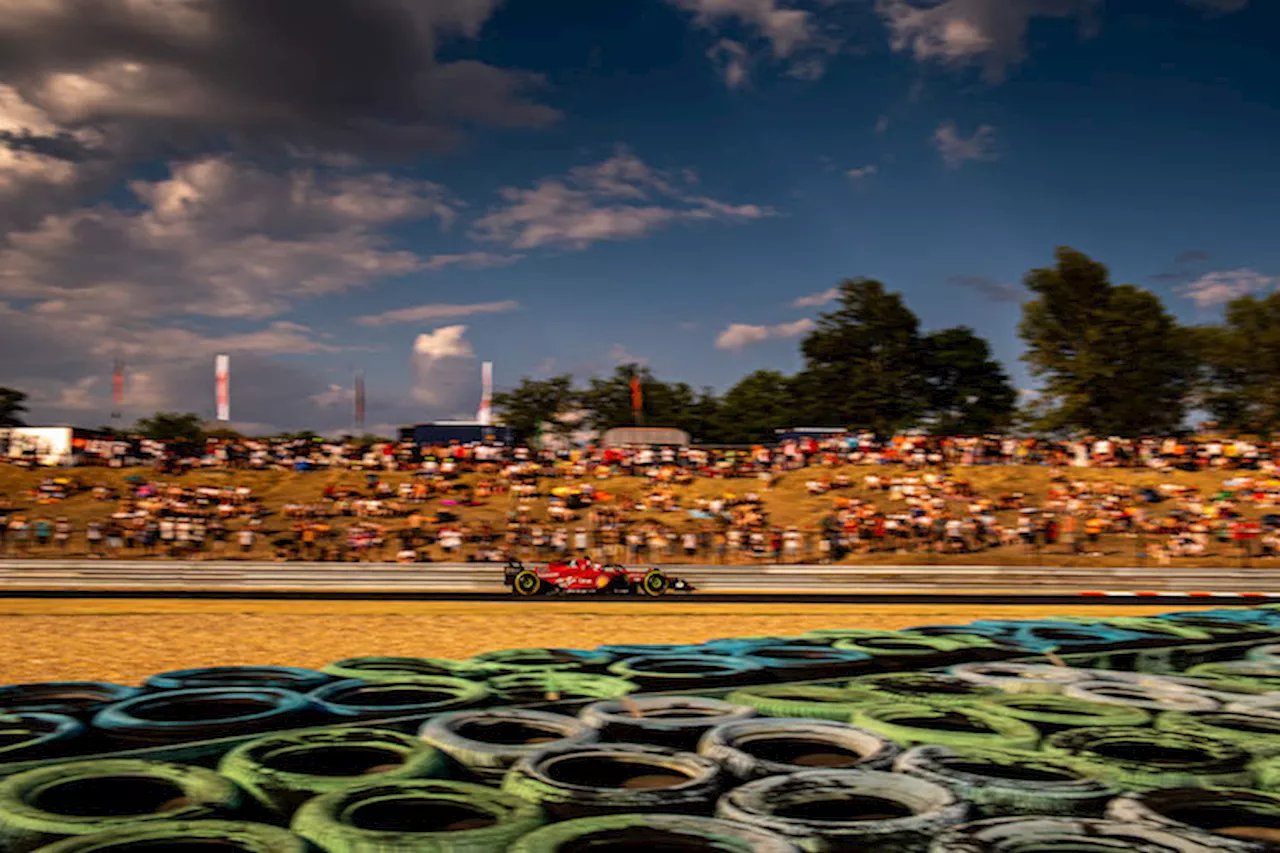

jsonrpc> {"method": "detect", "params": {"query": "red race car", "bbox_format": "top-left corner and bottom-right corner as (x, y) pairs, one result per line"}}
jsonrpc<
(503, 557), (694, 597)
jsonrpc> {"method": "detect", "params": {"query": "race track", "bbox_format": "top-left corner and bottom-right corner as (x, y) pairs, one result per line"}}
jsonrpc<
(0, 559), (1277, 603)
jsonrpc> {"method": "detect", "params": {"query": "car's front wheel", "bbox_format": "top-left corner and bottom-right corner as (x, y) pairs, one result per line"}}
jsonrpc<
(640, 569), (670, 597)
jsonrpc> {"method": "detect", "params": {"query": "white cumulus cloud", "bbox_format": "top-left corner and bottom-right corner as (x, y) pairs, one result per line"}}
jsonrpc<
(792, 288), (840, 308)
(1178, 269), (1277, 308)
(716, 317), (815, 350)
(358, 300), (520, 327)
(933, 121), (999, 168)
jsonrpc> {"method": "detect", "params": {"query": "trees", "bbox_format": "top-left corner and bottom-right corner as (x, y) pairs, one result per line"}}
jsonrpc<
(1018, 247), (1195, 435)
(0, 387), (29, 427)
(135, 412), (205, 442)
(491, 375), (579, 438)
(714, 370), (795, 444)
(921, 327), (1017, 434)
(578, 364), (709, 437)
(1194, 292), (1280, 433)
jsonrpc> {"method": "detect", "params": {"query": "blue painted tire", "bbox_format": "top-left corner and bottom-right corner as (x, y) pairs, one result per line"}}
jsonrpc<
(307, 678), (489, 722)
(0, 713), (83, 763)
(91, 688), (319, 748)
(607, 655), (767, 689)
(0, 684), (139, 719)
(144, 666), (332, 693)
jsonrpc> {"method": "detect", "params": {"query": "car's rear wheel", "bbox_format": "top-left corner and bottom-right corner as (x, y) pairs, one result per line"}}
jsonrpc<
(513, 570), (543, 597)
(641, 569), (670, 597)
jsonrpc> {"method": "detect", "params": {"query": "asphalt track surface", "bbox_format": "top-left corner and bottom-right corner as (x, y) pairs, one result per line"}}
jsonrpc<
(0, 559), (1277, 604)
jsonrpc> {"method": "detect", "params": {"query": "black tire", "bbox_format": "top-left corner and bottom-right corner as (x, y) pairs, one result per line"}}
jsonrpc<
(322, 656), (496, 682)
(724, 684), (879, 722)
(144, 666), (332, 693)
(1043, 727), (1256, 790)
(472, 648), (614, 673)
(1155, 711), (1280, 759)
(501, 743), (725, 820)
(31, 821), (308, 853)
(895, 745), (1114, 818)
(579, 696), (758, 750)
(931, 816), (1245, 853)
(699, 718), (899, 780)
(849, 673), (1004, 707)
(508, 813), (803, 852)
(307, 678), (489, 722)
(850, 702), (1041, 750)
(91, 687), (319, 748)
(418, 709), (598, 783)
(219, 727), (451, 819)
(717, 768), (968, 852)
(0, 759), (241, 853)
(948, 662), (1089, 695)
(1062, 681), (1220, 713)
(486, 672), (638, 704)
(1108, 788), (1280, 851)
(733, 645), (874, 681)
(641, 569), (670, 597)
(978, 693), (1152, 735)
(0, 712), (84, 763)
(0, 683), (139, 719)
(291, 779), (545, 853)
(607, 655), (767, 690)
(513, 569), (544, 597)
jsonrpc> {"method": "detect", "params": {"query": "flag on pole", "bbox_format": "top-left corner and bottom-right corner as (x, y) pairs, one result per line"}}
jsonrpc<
(111, 358), (124, 419)
(630, 374), (643, 424)
(354, 371), (366, 432)
(477, 360), (493, 426)
(214, 354), (230, 422)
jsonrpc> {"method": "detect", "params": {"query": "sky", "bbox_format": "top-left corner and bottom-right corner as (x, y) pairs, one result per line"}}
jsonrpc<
(1, 0), (1277, 435)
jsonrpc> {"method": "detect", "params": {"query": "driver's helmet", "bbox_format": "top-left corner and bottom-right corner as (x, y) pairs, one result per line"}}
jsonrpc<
(576, 556), (592, 569)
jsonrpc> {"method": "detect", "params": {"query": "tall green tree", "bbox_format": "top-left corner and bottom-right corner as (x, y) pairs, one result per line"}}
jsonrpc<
(792, 278), (928, 433)
(1194, 292), (1280, 433)
(491, 375), (578, 439)
(0, 387), (28, 427)
(578, 364), (707, 436)
(714, 369), (795, 444)
(1018, 247), (1196, 435)
(922, 327), (1017, 434)
(135, 412), (205, 442)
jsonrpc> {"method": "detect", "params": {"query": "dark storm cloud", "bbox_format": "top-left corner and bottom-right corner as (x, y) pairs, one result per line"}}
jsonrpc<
(948, 274), (1024, 303)
(0, 129), (103, 162)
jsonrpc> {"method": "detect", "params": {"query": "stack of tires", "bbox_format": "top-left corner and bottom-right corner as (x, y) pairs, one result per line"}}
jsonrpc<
(1, 608), (1280, 850)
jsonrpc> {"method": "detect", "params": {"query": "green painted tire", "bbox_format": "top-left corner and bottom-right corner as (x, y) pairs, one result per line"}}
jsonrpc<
(849, 673), (1003, 707)
(30, 821), (307, 853)
(472, 649), (612, 673)
(307, 678), (489, 722)
(978, 694), (1152, 735)
(1043, 727), (1256, 791)
(291, 779), (545, 853)
(507, 813), (802, 852)
(218, 727), (451, 819)
(486, 672), (637, 704)
(849, 702), (1040, 750)
(1185, 662), (1280, 692)
(829, 633), (988, 656)
(0, 759), (241, 853)
(322, 657), (497, 682)
(418, 709), (598, 783)
(931, 816), (1243, 853)
(1108, 787), (1280, 850)
(1155, 711), (1280, 759)
(948, 662), (1088, 695)
(724, 685), (879, 721)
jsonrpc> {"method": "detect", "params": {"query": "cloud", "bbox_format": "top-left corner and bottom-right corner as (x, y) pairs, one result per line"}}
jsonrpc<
(412, 325), (479, 412)
(792, 287), (840, 308)
(874, 115), (891, 134)
(708, 39), (752, 89)
(357, 299), (520, 327)
(471, 145), (772, 251)
(670, 0), (815, 58)
(877, 0), (1096, 81)
(668, 0), (841, 86)
(948, 274), (1023, 303)
(846, 164), (878, 182)
(715, 317), (815, 350)
(933, 121), (999, 168)
(608, 343), (648, 366)
(1178, 269), (1278, 308)
(421, 251), (523, 272)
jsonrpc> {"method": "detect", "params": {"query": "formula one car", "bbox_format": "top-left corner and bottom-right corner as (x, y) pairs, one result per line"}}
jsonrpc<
(503, 557), (695, 597)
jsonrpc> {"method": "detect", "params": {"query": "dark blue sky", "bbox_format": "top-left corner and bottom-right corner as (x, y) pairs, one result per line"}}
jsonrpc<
(0, 0), (1276, 431)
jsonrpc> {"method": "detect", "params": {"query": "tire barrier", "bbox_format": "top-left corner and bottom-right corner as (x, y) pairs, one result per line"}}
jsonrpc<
(894, 745), (1114, 818)
(1155, 711), (1280, 758)
(1108, 788), (1280, 851)
(948, 662), (1088, 695)
(90, 688), (319, 748)
(850, 673), (1004, 707)
(606, 655), (767, 690)
(718, 769), (968, 853)
(965, 620), (1162, 652)
(698, 718), (899, 780)
(418, 709), (598, 782)
(291, 779), (545, 853)
(471, 648), (614, 673)
(1185, 662), (1280, 692)
(0, 713), (83, 764)
(1043, 727), (1257, 790)
(849, 703), (1041, 750)
(1096, 672), (1272, 706)
(143, 667), (333, 693)
(0, 759), (241, 853)
(723, 684), (879, 722)
(507, 812), (803, 853)
(306, 678), (489, 722)
(579, 696), (757, 750)
(1057, 616), (1219, 641)
(502, 742), (725, 820)
(830, 633), (992, 657)
(217, 728), (451, 819)
(1245, 644), (1280, 666)
(731, 645), (873, 681)
(486, 672), (638, 704)
(930, 815), (1243, 853)
(977, 694), (1152, 735)
(1255, 757), (1280, 792)
(1062, 680), (1221, 713)
(31, 820), (310, 853)
(594, 643), (698, 657)
(322, 656), (496, 682)
(0, 684), (139, 720)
